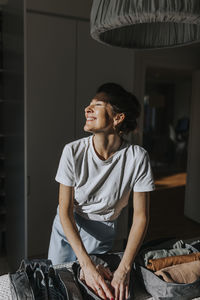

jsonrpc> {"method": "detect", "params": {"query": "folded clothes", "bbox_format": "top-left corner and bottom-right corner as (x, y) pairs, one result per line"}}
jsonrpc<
(155, 260), (200, 284)
(191, 240), (200, 252)
(147, 252), (200, 271)
(139, 240), (191, 267)
(143, 248), (191, 266)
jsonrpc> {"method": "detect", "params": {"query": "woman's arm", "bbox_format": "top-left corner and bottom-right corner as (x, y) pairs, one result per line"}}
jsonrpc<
(58, 184), (114, 300)
(111, 191), (150, 300)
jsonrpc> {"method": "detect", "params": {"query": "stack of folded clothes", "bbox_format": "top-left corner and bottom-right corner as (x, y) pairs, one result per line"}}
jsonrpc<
(139, 240), (200, 284)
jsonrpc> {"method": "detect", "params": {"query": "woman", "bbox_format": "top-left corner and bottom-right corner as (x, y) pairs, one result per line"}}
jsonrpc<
(48, 83), (155, 300)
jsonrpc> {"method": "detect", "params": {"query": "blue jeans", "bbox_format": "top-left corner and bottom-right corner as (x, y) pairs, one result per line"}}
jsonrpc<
(48, 211), (117, 265)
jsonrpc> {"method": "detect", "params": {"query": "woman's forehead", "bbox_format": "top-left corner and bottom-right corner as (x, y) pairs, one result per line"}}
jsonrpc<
(92, 92), (109, 102)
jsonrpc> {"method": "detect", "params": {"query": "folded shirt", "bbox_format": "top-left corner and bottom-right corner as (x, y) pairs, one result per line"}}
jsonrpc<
(147, 252), (200, 271)
(143, 248), (191, 266)
(155, 260), (200, 284)
(138, 240), (192, 267)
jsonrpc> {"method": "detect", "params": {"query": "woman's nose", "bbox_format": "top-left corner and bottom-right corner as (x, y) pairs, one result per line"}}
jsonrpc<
(85, 104), (94, 113)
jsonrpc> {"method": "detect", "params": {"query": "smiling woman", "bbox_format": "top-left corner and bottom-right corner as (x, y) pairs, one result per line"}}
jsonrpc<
(48, 83), (155, 300)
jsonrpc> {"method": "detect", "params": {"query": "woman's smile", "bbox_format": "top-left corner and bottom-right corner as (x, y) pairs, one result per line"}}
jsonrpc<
(86, 116), (97, 121)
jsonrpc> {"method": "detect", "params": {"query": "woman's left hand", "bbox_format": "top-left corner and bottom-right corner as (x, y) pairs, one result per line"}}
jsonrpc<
(111, 266), (130, 300)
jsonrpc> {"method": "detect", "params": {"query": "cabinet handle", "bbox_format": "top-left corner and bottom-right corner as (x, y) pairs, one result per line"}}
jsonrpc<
(27, 176), (30, 196)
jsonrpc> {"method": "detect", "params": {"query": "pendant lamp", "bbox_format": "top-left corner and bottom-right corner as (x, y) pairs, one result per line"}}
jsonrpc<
(90, 0), (200, 49)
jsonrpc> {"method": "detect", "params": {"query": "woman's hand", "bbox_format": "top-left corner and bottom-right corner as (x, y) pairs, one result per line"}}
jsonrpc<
(81, 263), (114, 300)
(111, 266), (130, 300)
(80, 264), (112, 282)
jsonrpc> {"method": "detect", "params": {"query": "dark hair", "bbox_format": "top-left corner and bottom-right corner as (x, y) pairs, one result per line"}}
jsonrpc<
(96, 83), (141, 134)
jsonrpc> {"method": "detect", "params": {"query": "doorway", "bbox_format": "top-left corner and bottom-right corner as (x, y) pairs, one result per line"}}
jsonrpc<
(143, 67), (191, 178)
(143, 67), (200, 241)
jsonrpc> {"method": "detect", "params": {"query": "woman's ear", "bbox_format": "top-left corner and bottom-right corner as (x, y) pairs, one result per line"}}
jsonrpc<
(113, 113), (125, 126)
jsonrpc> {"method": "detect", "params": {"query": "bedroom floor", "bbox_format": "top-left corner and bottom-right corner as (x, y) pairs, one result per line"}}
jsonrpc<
(146, 172), (200, 242)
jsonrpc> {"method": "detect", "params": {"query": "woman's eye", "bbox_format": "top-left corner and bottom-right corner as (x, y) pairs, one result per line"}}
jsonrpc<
(95, 102), (104, 106)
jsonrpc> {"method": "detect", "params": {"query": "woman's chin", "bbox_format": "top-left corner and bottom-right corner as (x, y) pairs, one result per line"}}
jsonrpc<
(84, 125), (93, 133)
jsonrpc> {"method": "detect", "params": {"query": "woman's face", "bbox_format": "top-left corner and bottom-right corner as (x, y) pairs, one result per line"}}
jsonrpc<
(84, 92), (115, 134)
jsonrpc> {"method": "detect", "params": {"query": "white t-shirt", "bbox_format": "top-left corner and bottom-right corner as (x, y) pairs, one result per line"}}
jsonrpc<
(55, 136), (155, 221)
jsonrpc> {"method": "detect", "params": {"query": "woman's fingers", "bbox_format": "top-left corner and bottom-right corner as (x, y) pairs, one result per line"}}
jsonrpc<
(79, 268), (85, 281)
(112, 284), (127, 300)
(82, 265), (114, 300)
(96, 264), (113, 280)
(111, 273), (130, 300)
(98, 277), (114, 300)
(119, 284), (125, 300)
(95, 285), (107, 300)
(113, 284), (119, 300)
(125, 284), (129, 299)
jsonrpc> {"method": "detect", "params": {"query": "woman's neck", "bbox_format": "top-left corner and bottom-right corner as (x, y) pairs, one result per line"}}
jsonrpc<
(92, 133), (122, 160)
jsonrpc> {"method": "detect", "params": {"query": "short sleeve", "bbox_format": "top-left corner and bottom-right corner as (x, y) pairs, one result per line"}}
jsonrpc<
(55, 145), (75, 186)
(133, 152), (155, 192)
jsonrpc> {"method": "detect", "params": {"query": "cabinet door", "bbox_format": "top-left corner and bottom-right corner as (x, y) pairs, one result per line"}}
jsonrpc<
(76, 21), (135, 248)
(26, 13), (76, 256)
(185, 70), (200, 223)
(3, 0), (25, 271)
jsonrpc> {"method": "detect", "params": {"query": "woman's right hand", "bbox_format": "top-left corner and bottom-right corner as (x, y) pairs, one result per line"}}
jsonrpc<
(81, 263), (114, 300)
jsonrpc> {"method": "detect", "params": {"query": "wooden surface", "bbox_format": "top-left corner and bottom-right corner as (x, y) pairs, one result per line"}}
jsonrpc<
(145, 172), (200, 242)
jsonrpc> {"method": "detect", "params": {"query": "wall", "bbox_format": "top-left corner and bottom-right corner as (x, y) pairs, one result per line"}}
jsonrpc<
(75, 21), (135, 139)
(26, 0), (92, 20)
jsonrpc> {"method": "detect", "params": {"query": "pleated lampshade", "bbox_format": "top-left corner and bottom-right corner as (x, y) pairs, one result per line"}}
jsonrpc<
(90, 0), (200, 49)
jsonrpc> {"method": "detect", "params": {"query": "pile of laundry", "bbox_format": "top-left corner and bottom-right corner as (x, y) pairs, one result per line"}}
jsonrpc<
(138, 240), (200, 284)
